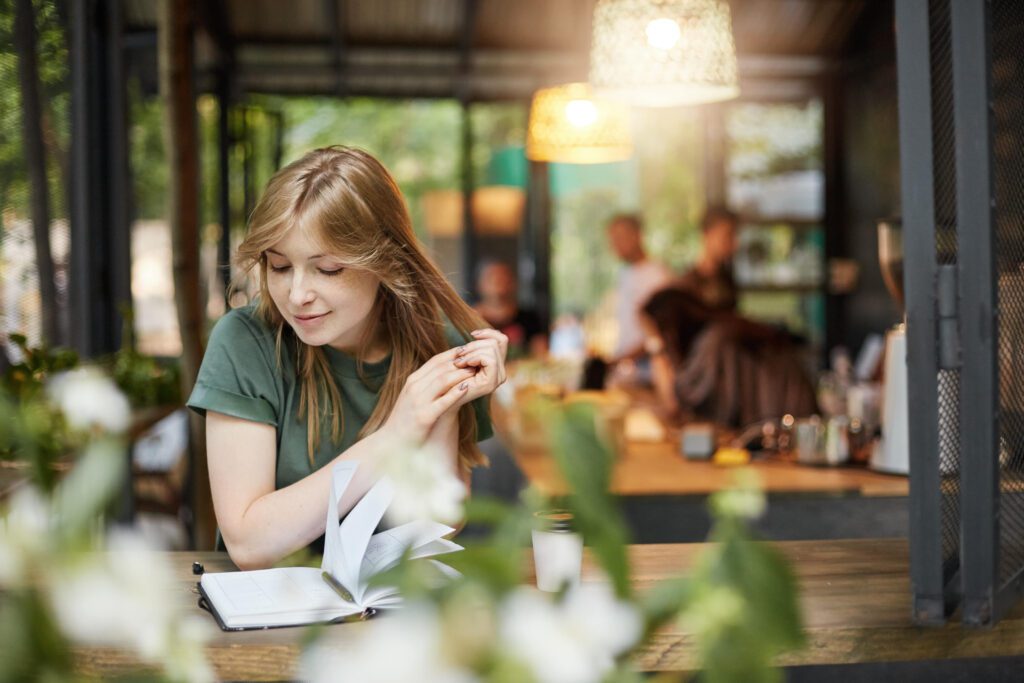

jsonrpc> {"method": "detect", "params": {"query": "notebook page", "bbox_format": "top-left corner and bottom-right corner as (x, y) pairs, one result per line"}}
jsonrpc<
(321, 462), (357, 588)
(200, 567), (356, 627)
(327, 473), (395, 604)
(358, 520), (460, 578)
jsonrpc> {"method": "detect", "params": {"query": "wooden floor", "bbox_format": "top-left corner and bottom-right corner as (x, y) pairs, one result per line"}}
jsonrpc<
(72, 540), (1024, 681)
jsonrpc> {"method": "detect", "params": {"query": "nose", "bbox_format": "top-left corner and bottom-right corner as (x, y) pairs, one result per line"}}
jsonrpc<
(288, 270), (316, 307)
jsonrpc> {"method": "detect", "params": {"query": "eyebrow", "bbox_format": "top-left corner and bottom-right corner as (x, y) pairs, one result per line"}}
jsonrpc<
(265, 249), (328, 260)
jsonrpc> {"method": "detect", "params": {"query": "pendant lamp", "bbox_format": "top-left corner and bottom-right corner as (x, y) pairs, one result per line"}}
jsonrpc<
(590, 0), (740, 107)
(525, 82), (633, 163)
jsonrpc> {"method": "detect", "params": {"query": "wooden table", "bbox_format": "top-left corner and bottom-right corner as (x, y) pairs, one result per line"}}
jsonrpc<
(72, 541), (1024, 681)
(513, 438), (910, 499)
(486, 399), (910, 542)
(491, 397), (908, 499)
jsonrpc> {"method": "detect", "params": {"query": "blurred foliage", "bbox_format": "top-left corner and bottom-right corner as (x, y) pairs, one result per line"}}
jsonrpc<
(726, 101), (823, 181)
(378, 401), (803, 682)
(0, 0), (70, 233)
(3, 327), (181, 412)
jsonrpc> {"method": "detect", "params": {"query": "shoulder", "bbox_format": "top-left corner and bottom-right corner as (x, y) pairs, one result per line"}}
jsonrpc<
(209, 304), (276, 348)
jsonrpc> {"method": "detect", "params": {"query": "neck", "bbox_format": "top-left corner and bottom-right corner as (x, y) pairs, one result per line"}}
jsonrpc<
(331, 327), (390, 363)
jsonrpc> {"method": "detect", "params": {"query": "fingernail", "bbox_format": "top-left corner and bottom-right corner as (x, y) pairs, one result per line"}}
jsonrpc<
(470, 330), (484, 336)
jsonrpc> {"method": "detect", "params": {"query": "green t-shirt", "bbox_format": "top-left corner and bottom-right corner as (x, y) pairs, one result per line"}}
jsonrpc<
(187, 303), (492, 492)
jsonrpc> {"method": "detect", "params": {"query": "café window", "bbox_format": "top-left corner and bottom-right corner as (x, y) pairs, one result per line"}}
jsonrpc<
(725, 98), (825, 350)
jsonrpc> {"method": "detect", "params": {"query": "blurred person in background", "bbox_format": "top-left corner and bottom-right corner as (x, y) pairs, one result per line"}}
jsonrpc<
(606, 214), (673, 365)
(640, 288), (816, 427)
(474, 260), (547, 360)
(676, 206), (739, 313)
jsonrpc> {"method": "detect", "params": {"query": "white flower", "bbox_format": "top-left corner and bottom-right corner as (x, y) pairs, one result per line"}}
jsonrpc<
(47, 367), (131, 434)
(302, 603), (478, 683)
(375, 436), (466, 526)
(0, 486), (52, 585)
(710, 471), (767, 520)
(500, 584), (642, 683)
(47, 530), (214, 682)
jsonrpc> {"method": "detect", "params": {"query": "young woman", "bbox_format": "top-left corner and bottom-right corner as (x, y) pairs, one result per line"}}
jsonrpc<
(187, 146), (507, 569)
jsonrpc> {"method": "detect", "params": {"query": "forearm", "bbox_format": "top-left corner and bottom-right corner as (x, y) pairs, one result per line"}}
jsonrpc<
(223, 429), (391, 569)
(425, 409), (461, 476)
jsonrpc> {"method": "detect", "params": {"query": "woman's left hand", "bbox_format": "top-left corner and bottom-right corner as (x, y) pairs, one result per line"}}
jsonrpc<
(452, 328), (508, 403)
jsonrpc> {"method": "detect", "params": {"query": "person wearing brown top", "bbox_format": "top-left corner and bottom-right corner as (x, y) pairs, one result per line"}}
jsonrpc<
(640, 288), (817, 427)
(676, 206), (740, 313)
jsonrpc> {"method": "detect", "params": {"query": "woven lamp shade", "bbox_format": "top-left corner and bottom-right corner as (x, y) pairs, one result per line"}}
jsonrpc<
(590, 0), (739, 107)
(525, 83), (633, 164)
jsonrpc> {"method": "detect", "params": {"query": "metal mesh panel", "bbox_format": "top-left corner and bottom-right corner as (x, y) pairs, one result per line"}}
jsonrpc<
(929, 0), (962, 581)
(991, 0), (1024, 587)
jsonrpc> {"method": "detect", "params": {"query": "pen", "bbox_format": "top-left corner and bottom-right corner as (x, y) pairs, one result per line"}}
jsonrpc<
(321, 571), (356, 604)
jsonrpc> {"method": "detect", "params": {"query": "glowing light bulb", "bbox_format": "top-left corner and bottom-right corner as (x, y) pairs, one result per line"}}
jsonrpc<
(645, 18), (681, 50)
(565, 99), (598, 127)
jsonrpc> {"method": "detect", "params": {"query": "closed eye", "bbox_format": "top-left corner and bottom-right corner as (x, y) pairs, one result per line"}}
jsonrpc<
(269, 263), (291, 273)
(319, 268), (344, 277)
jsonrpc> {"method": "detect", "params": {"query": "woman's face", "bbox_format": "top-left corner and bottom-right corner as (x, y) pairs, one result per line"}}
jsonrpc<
(265, 225), (380, 353)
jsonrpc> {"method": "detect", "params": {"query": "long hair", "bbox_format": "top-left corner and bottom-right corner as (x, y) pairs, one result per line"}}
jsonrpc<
(233, 146), (487, 470)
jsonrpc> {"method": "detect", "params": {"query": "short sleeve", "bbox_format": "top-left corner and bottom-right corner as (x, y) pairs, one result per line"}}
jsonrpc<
(187, 309), (281, 426)
(472, 396), (494, 442)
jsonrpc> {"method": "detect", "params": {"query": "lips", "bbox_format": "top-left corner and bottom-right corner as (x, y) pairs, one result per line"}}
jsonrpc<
(294, 312), (329, 324)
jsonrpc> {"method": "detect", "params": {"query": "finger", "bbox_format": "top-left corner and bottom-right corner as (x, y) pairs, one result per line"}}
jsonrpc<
(408, 345), (472, 384)
(420, 366), (476, 398)
(453, 338), (500, 360)
(458, 355), (507, 390)
(431, 376), (472, 416)
(452, 349), (497, 369)
(470, 328), (509, 356)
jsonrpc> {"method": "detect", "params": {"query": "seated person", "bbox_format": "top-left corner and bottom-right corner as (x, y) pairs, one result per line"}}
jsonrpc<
(676, 206), (739, 313)
(474, 260), (547, 359)
(187, 146), (508, 569)
(640, 288), (817, 427)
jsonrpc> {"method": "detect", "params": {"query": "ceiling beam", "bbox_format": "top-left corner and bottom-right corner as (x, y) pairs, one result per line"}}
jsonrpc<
(324, 0), (346, 97)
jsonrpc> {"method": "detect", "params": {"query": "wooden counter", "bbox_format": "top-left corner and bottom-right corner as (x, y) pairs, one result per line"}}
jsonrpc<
(514, 438), (909, 498)
(73, 540), (1024, 681)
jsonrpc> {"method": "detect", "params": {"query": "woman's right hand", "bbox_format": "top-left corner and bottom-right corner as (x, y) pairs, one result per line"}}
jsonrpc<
(382, 346), (479, 444)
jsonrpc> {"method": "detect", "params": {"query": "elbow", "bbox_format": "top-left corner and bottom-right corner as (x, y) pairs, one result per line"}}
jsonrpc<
(221, 532), (278, 570)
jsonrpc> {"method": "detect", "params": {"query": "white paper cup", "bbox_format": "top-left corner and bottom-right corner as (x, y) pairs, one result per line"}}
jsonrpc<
(532, 511), (583, 592)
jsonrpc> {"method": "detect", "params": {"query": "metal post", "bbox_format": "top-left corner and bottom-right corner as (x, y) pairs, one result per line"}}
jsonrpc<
(524, 159), (551, 331)
(952, 0), (999, 627)
(217, 72), (231, 304)
(460, 100), (477, 298)
(70, 0), (131, 359)
(895, 0), (947, 625)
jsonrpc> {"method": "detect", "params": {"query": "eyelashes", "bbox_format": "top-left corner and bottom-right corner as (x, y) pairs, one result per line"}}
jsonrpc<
(267, 264), (345, 277)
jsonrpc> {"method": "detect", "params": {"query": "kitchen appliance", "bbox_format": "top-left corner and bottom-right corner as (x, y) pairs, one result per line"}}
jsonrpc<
(871, 219), (910, 474)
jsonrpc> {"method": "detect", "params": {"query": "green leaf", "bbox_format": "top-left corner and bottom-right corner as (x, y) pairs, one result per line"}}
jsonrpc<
(52, 438), (126, 538)
(543, 401), (632, 599)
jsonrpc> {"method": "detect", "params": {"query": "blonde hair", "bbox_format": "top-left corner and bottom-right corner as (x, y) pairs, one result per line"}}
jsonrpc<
(234, 146), (487, 470)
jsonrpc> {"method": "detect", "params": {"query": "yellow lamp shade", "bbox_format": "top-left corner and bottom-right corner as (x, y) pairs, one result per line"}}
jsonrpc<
(422, 186), (527, 237)
(590, 0), (740, 107)
(525, 83), (633, 164)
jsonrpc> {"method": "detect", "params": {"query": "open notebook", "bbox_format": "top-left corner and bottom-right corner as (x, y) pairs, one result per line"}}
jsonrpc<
(197, 462), (462, 630)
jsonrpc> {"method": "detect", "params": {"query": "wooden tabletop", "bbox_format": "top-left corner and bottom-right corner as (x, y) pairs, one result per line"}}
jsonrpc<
(73, 540), (1024, 680)
(512, 439), (910, 498)
(490, 393), (908, 498)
